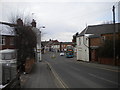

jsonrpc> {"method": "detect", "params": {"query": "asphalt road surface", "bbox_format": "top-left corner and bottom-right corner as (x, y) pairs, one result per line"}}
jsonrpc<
(43, 52), (120, 88)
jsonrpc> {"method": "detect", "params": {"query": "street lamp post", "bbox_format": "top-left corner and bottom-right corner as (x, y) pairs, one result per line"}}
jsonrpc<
(31, 19), (45, 62)
(39, 26), (45, 62)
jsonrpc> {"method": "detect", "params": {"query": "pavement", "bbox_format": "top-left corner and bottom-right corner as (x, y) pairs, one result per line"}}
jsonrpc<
(20, 61), (62, 88)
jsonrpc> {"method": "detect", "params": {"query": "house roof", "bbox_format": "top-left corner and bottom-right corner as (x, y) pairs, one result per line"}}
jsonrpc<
(61, 42), (73, 45)
(79, 23), (120, 37)
(43, 41), (73, 46)
(44, 40), (59, 46)
(41, 41), (49, 46)
(0, 24), (15, 36)
(0, 49), (16, 54)
(53, 42), (60, 45)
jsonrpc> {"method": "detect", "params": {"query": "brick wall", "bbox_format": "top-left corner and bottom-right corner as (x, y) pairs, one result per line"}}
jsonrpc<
(90, 38), (102, 46)
(1, 35), (15, 50)
(101, 33), (120, 40)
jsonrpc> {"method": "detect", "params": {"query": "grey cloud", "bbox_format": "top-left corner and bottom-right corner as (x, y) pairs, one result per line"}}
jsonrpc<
(0, 1), (119, 41)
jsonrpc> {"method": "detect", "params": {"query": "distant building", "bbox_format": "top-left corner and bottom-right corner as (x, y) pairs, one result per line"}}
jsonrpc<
(60, 42), (73, 52)
(42, 39), (74, 53)
(51, 42), (60, 52)
(41, 39), (59, 52)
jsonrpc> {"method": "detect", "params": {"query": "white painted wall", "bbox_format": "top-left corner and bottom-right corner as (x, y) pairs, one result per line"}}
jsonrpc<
(52, 44), (60, 52)
(32, 27), (41, 61)
(76, 36), (89, 61)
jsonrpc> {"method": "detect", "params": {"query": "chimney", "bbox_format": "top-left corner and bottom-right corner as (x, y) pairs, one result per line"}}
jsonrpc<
(17, 18), (23, 26)
(31, 19), (36, 27)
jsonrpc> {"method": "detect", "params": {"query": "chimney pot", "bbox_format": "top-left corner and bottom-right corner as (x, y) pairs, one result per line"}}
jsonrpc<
(17, 18), (23, 26)
(31, 19), (36, 27)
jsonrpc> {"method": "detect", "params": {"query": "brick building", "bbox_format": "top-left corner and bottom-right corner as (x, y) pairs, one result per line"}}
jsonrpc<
(0, 35), (15, 50)
(60, 42), (73, 52)
(0, 24), (15, 50)
(77, 23), (120, 65)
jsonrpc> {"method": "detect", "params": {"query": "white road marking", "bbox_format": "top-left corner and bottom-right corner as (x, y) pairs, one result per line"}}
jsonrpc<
(77, 61), (120, 72)
(45, 61), (69, 88)
(88, 73), (119, 86)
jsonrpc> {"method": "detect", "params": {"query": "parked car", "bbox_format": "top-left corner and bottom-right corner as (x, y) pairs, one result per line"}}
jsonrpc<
(60, 52), (65, 56)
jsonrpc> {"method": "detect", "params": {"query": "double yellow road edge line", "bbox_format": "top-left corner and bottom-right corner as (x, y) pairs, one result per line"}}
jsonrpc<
(45, 61), (69, 88)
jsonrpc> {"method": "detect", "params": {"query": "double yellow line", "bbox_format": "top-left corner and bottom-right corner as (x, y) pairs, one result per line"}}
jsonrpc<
(45, 61), (69, 88)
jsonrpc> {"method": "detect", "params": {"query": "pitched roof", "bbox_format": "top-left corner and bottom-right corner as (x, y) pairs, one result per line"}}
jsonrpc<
(79, 23), (120, 37)
(53, 42), (60, 45)
(41, 41), (49, 46)
(0, 24), (15, 36)
(61, 42), (73, 45)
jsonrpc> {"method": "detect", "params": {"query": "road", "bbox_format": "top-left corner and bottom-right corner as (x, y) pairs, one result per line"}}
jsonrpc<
(43, 52), (119, 88)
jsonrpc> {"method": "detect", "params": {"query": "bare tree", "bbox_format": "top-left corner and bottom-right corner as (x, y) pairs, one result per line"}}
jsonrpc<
(8, 11), (46, 36)
(8, 11), (33, 26)
(15, 18), (37, 73)
(7, 11), (38, 72)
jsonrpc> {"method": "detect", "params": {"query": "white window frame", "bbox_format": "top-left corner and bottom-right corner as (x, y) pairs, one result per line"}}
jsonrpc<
(79, 38), (81, 46)
(1, 36), (5, 45)
(101, 36), (106, 41)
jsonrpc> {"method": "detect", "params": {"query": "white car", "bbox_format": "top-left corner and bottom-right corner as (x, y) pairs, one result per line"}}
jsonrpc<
(60, 52), (65, 56)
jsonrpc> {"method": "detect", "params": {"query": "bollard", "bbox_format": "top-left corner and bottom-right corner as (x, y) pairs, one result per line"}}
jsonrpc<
(51, 54), (56, 59)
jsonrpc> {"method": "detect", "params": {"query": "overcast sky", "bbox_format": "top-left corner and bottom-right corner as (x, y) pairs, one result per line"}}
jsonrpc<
(0, 0), (120, 42)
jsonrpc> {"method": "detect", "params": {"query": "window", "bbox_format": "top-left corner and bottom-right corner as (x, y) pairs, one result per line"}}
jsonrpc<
(84, 37), (88, 44)
(1, 36), (5, 45)
(101, 36), (106, 41)
(79, 38), (81, 46)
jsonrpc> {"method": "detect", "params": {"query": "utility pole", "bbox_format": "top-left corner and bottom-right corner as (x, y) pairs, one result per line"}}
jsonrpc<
(112, 5), (116, 65)
(39, 30), (42, 62)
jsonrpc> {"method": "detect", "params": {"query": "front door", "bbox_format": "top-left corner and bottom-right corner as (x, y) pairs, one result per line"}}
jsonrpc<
(91, 49), (98, 62)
